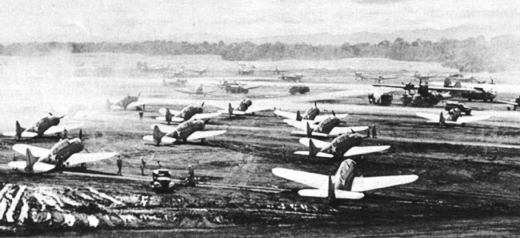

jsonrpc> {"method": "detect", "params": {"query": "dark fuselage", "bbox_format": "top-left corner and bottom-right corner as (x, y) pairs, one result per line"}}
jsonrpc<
(26, 116), (61, 136)
(40, 138), (84, 165)
(302, 107), (320, 120)
(313, 117), (340, 134)
(334, 159), (356, 191)
(324, 133), (364, 157)
(166, 120), (205, 141)
(117, 96), (139, 110)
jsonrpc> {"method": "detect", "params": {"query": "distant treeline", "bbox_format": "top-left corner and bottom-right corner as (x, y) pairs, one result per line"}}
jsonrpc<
(1, 35), (519, 73)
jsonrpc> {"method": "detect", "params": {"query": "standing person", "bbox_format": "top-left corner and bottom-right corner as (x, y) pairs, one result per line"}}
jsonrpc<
(140, 157), (146, 175)
(139, 111), (144, 120)
(61, 129), (68, 140)
(282, 145), (286, 160)
(371, 125), (377, 138)
(116, 156), (123, 176)
(157, 161), (162, 169)
(187, 165), (195, 186)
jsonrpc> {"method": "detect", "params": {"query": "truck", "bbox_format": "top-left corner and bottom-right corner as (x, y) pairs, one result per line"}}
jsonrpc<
(289, 85), (310, 95)
(150, 169), (175, 193)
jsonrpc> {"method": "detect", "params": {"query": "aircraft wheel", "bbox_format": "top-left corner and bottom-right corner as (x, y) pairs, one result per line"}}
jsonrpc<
(201, 138), (206, 143)
(81, 163), (87, 170)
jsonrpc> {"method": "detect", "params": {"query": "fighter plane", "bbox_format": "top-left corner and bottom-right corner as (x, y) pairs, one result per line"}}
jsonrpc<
(280, 73), (304, 82)
(416, 111), (491, 127)
(272, 159), (418, 202)
(143, 120), (226, 145)
(355, 72), (397, 83)
(295, 130), (389, 159)
(2, 113), (83, 141)
(284, 117), (369, 138)
(175, 84), (215, 96)
(156, 103), (222, 124)
(274, 102), (348, 124)
(222, 99), (273, 117)
(8, 134), (119, 174)
(224, 84), (260, 94)
(106, 93), (145, 110)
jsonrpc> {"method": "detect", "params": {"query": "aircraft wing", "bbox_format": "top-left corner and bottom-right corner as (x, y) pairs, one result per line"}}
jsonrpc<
(456, 115), (491, 124)
(192, 112), (222, 120)
(343, 146), (390, 157)
(373, 83), (407, 89)
(186, 130), (226, 142)
(126, 101), (146, 109)
(155, 116), (184, 123)
(245, 86), (260, 90)
(8, 161), (55, 174)
(158, 108), (181, 115)
(65, 152), (119, 167)
(299, 138), (331, 149)
(284, 120), (317, 130)
(495, 99), (517, 106)
(294, 151), (334, 158)
(142, 135), (176, 144)
(174, 89), (195, 95)
(246, 106), (273, 114)
(329, 126), (369, 136)
(298, 189), (364, 199)
(43, 124), (84, 135)
(274, 110), (296, 120)
(150, 124), (177, 134)
(314, 114), (348, 122)
(2, 131), (38, 138)
(12, 144), (50, 158)
(416, 113), (439, 122)
(272, 168), (328, 189)
(351, 175), (418, 192)
(427, 86), (477, 92)
(203, 90), (217, 94)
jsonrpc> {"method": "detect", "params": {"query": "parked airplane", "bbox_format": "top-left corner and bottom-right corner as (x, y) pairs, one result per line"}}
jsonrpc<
(143, 120), (226, 145)
(355, 72), (397, 83)
(496, 97), (520, 110)
(222, 99), (273, 117)
(3, 113), (83, 141)
(295, 130), (389, 159)
(216, 80), (246, 90)
(280, 73), (304, 82)
(272, 159), (418, 202)
(224, 84), (260, 94)
(416, 111), (491, 127)
(156, 103), (221, 124)
(187, 68), (208, 75)
(8, 134), (119, 174)
(283, 113), (369, 138)
(238, 68), (255, 76)
(106, 93), (145, 110)
(274, 102), (348, 123)
(175, 84), (215, 96)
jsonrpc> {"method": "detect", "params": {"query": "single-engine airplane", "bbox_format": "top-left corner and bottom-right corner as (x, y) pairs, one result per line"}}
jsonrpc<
(274, 102), (348, 124)
(8, 132), (119, 174)
(295, 129), (389, 159)
(222, 99), (273, 117)
(416, 111), (491, 127)
(355, 72), (397, 83)
(143, 120), (226, 146)
(496, 96), (520, 110)
(3, 113), (83, 141)
(283, 113), (369, 138)
(106, 93), (145, 110)
(175, 84), (215, 96)
(156, 102), (221, 124)
(272, 159), (418, 202)
(280, 73), (304, 82)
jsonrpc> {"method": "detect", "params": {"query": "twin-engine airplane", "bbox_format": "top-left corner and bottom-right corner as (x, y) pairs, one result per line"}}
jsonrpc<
(272, 159), (418, 202)
(274, 103), (348, 124)
(416, 111), (491, 127)
(143, 120), (226, 145)
(283, 113), (368, 138)
(222, 99), (273, 117)
(295, 130), (389, 159)
(106, 93), (145, 110)
(156, 103), (221, 124)
(8, 132), (119, 174)
(175, 84), (215, 96)
(3, 113), (83, 141)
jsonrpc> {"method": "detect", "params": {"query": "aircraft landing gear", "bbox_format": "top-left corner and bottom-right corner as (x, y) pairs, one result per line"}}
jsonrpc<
(80, 163), (87, 170)
(200, 138), (207, 144)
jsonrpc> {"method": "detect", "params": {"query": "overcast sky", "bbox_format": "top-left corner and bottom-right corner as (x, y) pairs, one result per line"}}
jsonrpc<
(1, 0), (519, 43)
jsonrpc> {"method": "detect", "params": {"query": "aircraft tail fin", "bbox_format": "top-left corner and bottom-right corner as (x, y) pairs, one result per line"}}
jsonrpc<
(328, 171), (336, 204)
(153, 125), (166, 146)
(201, 102), (205, 107)
(165, 109), (173, 125)
(308, 139), (319, 158)
(15, 121), (23, 141)
(296, 111), (302, 121)
(25, 149), (37, 173)
(79, 129), (83, 140)
(306, 122), (312, 138)
(228, 103), (233, 117)
(439, 112), (446, 126)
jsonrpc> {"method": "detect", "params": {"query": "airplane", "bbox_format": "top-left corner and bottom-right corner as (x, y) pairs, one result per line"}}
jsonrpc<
(284, 116), (370, 138)
(280, 73), (304, 82)
(294, 130), (389, 159)
(137, 62), (171, 73)
(175, 84), (216, 96)
(238, 68), (255, 76)
(496, 97), (520, 110)
(187, 68), (208, 75)
(215, 80), (246, 90)
(412, 72), (438, 81)
(274, 102), (348, 124)
(156, 102), (222, 124)
(272, 159), (418, 202)
(222, 99), (273, 117)
(355, 72), (397, 83)
(367, 92), (394, 106)
(2, 113), (83, 141)
(224, 84), (260, 94)
(8, 133), (119, 174)
(143, 120), (226, 146)
(106, 93), (145, 110)
(416, 111), (491, 127)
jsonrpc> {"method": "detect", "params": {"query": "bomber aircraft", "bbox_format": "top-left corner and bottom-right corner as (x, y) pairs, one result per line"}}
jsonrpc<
(8, 132), (119, 174)
(222, 99), (273, 117)
(156, 103), (221, 124)
(416, 111), (491, 127)
(3, 113), (83, 141)
(272, 159), (418, 202)
(283, 113), (369, 138)
(295, 129), (389, 159)
(106, 93), (145, 110)
(143, 120), (226, 146)
(175, 84), (215, 96)
(274, 102), (348, 124)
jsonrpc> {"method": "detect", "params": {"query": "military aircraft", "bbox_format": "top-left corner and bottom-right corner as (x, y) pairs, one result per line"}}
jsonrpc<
(222, 99), (273, 117)
(3, 113), (83, 141)
(137, 62), (171, 73)
(156, 103), (221, 124)
(238, 68), (255, 76)
(224, 84), (260, 94)
(187, 68), (208, 75)
(416, 111), (491, 127)
(355, 72), (397, 83)
(496, 97), (520, 110)
(216, 80), (246, 90)
(143, 120), (226, 145)
(272, 159), (418, 202)
(274, 102), (348, 124)
(280, 73), (304, 82)
(294, 130), (390, 159)
(175, 84), (215, 96)
(106, 93), (145, 110)
(367, 92), (394, 106)
(8, 134), (119, 174)
(284, 117), (369, 138)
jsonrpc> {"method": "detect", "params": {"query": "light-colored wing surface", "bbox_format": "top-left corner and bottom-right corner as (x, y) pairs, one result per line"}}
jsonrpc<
(314, 114), (348, 122)
(495, 100), (517, 106)
(299, 138), (331, 149)
(298, 189), (364, 199)
(186, 130), (226, 141)
(416, 113), (439, 122)
(246, 107), (273, 113)
(7, 161), (55, 174)
(351, 175), (418, 192)
(274, 110), (297, 120)
(294, 151), (334, 158)
(329, 126), (369, 136)
(245, 86), (260, 90)
(142, 135), (177, 144)
(232, 111), (247, 115)
(126, 101), (145, 109)
(155, 116), (185, 123)
(150, 124), (177, 134)
(272, 168), (328, 189)
(192, 112), (222, 120)
(175, 89), (194, 94)
(284, 120), (317, 130)
(12, 144), (50, 158)
(456, 115), (491, 124)
(65, 152), (119, 167)
(44, 124), (84, 135)
(158, 108), (181, 115)
(291, 131), (331, 138)
(2, 131), (38, 138)
(343, 146), (390, 157)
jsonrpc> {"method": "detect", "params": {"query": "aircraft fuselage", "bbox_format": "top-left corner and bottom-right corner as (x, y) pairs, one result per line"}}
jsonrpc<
(325, 133), (364, 157)
(166, 120), (205, 141)
(334, 159), (356, 191)
(313, 117), (340, 134)
(26, 116), (61, 136)
(117, 96), (139, 110)
(177, 106), (203, 121)
(302, 107), (320, 120)
(40, 138), (84, 165)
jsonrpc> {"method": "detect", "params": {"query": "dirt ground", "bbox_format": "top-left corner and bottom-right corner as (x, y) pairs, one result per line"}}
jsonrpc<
(2, 54), (520, 236)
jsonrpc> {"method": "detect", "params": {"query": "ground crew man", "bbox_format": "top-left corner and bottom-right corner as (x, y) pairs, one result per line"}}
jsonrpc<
(282, 145), (286, 160)
(157, 161), (162, 169)
(140, 157), (146, 175)
(372, 124), (377, 138)
(139, 111), (144, 120)
(61, 129), (68, 140)
(187, 165), (195, 186)
(116, 156), (123, 176)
